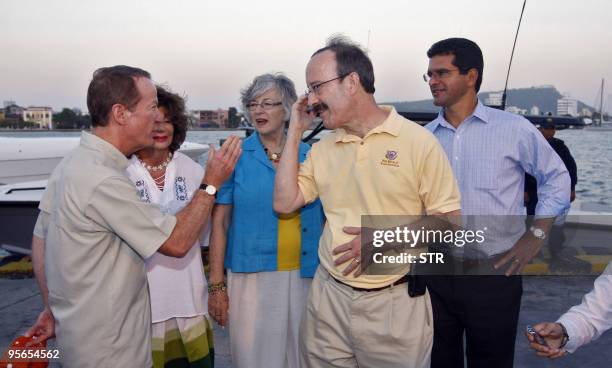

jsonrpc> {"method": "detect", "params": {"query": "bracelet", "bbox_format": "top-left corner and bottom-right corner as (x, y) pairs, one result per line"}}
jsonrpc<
(558, 323), (570, 348)
(208, 282), (227, 294)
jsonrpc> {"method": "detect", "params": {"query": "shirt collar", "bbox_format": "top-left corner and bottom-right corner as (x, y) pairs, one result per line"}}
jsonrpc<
(80, 131), (130, 170)
(430, 100), (489, 132)
(472, 100), (490, 124)
(334, 105), (402, 143)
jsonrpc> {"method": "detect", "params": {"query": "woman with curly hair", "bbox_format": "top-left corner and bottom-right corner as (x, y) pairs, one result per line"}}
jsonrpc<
(126, 85), (214, 368)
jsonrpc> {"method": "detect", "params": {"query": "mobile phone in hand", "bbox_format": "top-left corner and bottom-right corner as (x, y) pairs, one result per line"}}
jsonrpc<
(526, 325), (547, 346)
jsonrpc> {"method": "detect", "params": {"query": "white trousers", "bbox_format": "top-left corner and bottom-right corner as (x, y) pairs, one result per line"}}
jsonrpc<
(228, 269), (311, 368)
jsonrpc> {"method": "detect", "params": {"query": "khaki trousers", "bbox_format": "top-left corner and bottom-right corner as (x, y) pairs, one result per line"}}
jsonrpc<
(300, 267), (433, 368)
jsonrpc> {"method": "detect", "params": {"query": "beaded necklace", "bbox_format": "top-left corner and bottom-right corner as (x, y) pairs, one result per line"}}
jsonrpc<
(262, 137), (285, 163)
(139, 152), (173, 171)
(138, 152), (173, 190)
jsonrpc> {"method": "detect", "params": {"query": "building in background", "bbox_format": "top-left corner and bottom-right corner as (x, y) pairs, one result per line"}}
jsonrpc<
(485, 92), (503, 107)
(557, 96), (578, 116)
(505, 106), (527, 115)
(580, 107), (593, 117)
(23, 106), (53, 128)
(192, 108), (229, 128)
(4, 104), (24, 118)
(530, 106), (540, 115)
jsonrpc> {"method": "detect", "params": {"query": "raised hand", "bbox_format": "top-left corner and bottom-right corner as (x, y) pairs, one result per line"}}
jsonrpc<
(203, 135), (242, 188)
(288, 95), (317, 137)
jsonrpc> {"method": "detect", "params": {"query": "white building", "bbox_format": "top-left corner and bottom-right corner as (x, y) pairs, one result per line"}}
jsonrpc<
(23, 106), (53, 128)
(505, 106), (526, 115)
(530, 106), (540, 115)
(580, 107), (593, 117)
(485, 92), (503, 107)
(557, 97), (578, 116)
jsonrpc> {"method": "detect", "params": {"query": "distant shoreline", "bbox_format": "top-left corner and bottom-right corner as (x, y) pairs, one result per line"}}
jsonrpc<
(0, 127), (248, 132)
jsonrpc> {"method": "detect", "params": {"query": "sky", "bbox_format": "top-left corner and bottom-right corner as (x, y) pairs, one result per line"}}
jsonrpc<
(2, 0), (611, 113)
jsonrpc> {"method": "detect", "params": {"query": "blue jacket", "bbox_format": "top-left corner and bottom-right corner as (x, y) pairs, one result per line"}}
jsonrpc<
(216, 133), (324, 277)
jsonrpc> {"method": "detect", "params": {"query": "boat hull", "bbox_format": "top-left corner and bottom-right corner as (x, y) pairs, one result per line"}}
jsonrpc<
(0, 137), (208, 185)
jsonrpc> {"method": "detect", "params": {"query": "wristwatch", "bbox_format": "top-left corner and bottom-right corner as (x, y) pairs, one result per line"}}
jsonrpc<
(530, 226), (546, 240)
(558, 323), (570, 348)
(199, 183), (217, 196)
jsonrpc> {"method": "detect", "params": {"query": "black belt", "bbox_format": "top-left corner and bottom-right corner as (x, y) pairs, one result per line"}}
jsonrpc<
(330, 274), (410, 292)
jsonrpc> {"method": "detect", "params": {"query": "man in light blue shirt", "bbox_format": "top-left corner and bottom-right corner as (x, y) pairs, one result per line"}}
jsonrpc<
(423, 38), (571, 368)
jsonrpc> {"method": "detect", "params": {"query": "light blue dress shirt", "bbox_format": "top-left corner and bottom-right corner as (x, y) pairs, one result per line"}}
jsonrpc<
(426, 101), (571, 255)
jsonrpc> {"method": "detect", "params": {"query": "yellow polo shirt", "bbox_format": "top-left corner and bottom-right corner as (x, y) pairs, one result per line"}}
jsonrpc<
(298, 106), (461, 288)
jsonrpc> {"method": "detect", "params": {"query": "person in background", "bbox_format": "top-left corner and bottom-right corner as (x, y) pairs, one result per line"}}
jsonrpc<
(208, 73), (324, 368)
(125, 85), (214, 368)
(525, 119), (583, 272)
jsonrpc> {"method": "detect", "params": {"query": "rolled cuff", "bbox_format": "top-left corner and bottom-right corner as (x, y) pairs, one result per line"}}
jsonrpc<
(557, 316), (584, 353)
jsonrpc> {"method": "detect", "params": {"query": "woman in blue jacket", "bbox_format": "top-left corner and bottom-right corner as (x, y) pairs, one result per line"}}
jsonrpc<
(208, 73), (324, 368)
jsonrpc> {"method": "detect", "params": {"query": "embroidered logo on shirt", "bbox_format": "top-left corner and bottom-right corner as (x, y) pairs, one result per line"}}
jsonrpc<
(174, 176), (188, 201)
(135, 180), (151, 203)
(381, 150), (400, 167)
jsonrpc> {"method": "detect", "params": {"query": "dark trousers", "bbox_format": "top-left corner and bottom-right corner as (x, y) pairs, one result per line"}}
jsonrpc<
(424, 275), (523, 368)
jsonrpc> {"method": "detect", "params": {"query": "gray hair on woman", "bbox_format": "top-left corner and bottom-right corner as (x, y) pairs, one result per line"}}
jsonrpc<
(240, 73), (297, 124)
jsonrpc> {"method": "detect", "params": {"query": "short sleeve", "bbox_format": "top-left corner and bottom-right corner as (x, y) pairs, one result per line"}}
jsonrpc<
(418, 139), (462, 214)
(216, 170), (235, 205)
(298, 149), (319, 205)
(39, 175), (58, 214)
(33, 211), (49, 239)
(85, 176), (177, 259)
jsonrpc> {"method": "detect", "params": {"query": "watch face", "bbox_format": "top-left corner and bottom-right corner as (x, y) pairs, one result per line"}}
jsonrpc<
(205, 185), (216, 195)
(532, 227), (545, 239)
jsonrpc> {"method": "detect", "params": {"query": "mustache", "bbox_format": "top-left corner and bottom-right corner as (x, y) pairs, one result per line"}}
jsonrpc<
(306, 103), (328, 116)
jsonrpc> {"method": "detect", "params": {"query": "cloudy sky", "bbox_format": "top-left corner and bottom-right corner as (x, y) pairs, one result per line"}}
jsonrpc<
(2, 0), (611, 112)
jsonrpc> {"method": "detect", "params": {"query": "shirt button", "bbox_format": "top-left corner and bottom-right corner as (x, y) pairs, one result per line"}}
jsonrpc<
(455, 156), (459, 160)
(303, 228), (308, 232)
(302, 251), (307, 255)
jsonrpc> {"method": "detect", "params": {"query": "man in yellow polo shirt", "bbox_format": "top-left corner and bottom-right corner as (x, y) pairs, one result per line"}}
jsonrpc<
(274, 36), (461, 368)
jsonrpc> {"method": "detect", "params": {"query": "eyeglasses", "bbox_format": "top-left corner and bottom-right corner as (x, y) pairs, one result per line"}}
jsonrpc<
(423, 68), (460, 83)
(306, 73), (351, 95)
(246, 101), (283, 111)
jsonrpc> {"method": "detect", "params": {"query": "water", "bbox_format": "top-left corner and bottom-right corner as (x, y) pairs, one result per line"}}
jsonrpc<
(556, 129), (612, 206)
(1, 128), (610, 207)
(0, 129), (245, 146)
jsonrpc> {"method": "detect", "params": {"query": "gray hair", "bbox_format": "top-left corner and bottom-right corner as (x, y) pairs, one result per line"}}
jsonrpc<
(240, 73), (297, 124)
